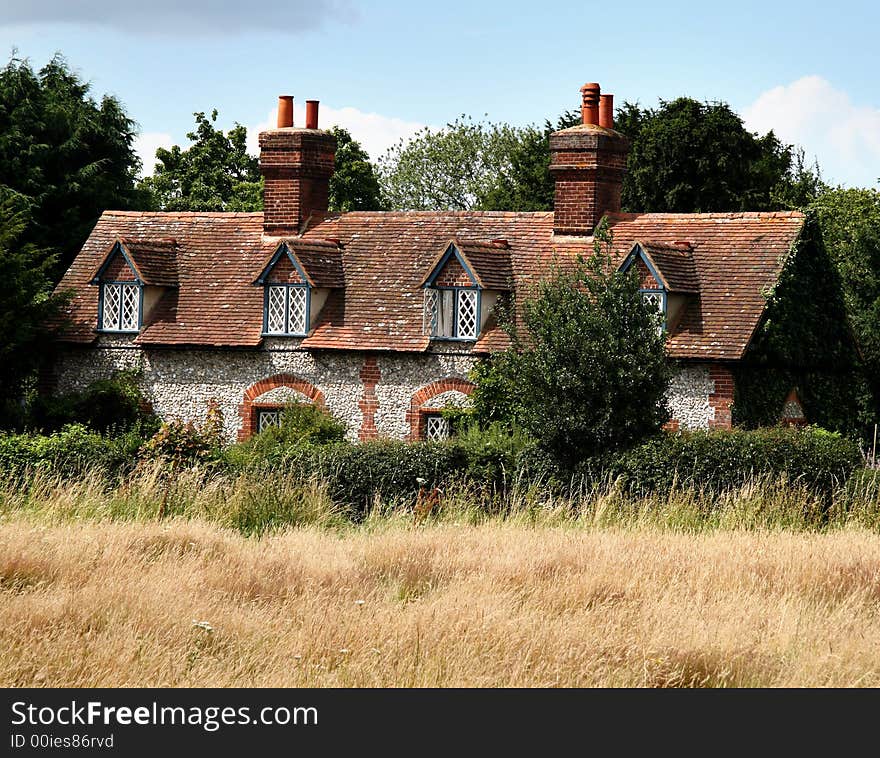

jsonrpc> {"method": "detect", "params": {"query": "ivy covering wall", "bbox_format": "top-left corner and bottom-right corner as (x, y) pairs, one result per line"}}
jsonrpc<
(732, 212), (872, 436)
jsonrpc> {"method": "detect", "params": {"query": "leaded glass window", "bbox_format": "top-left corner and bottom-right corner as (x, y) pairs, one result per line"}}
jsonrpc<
(100, 282), (141, 332)
(456, 289), (478, 339)
(641, 290), (666, 334)
(257, 408), (282, 432)
(642, 291), (664, 312)
(423, 288), (480, 340)
(265, 285), (309, 335)
(425, 414), (450, 440)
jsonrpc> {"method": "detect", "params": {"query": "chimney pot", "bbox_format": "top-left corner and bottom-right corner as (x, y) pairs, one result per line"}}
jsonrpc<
(580, 82), (601, 125)
(305, 100), (319, 130)
(277, 95), (294, 128)
(599, 94), (614, 129)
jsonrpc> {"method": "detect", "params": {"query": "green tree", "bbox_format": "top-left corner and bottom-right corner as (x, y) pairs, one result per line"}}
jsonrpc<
(139, 109), (261, 212)
(811, 188), (880, 420)
(0, 54), (146, 278)
(327, 126), (384, 211)
(471, 224), (671, 466)
(0, 188), (65, 427)
(480, 111), (580, 212)
(141, 117), (384, 214)
(378, 116), (530, 210)
(617, 98), (824, 212)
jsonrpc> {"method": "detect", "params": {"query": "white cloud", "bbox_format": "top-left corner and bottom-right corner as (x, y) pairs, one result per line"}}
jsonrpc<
(134, 131), (174, 177)
(0, 0), (356, 35)
(743, 76), (880, 188)
(247, 102), (426, 163)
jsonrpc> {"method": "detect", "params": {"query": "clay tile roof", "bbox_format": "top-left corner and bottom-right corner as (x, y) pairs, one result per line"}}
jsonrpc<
(55, 209), (805, 359)
(118, 237), (179, 287)
(287, 239), (345, 289)
(634, 240), (699, 294)
(457, 240), (514, 290)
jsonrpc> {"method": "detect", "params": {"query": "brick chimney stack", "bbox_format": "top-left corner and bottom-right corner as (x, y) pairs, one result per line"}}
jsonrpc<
(259, 96), (336, 236)
(550, 82), (629, 237)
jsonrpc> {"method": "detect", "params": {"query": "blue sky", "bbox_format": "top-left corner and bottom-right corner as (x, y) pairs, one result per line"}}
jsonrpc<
(1, 0), (878, 187)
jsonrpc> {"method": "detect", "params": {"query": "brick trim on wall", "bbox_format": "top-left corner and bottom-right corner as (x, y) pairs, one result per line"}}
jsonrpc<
(238, 373), (325, 440)
(708, 364), (734, 429)
(358, 355), (381, 441)
(407, 377), (475, 440)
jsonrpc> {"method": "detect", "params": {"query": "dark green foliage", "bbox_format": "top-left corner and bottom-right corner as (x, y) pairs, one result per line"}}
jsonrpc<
(811, 188), (880, 422)
(237, 401), (347, 459)
(479, 111), (580, 212)
(327, 126), (384, 212)
(589, 426), (862, 496)
(226, 440), (471, 515)
(27, 370), (158, 436)
(0, 54), (147, 278)
(139, 109), (262, 212)
(732, 213), (871, 435)
(0, 188), (66, 428)
(472, 226), (671, 467)
(0, 424), (145, 478)
(617, 98), (824, 213)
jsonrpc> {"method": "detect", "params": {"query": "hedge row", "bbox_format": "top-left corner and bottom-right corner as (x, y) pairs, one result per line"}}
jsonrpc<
(0, 425), (865, 512)
(583, 426), (864, 494)
(0, 424), (144, 478)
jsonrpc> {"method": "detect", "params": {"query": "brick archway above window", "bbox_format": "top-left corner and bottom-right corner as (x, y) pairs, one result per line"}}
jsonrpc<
(238, 374), (325, 441)
(407, 377), (474, 440)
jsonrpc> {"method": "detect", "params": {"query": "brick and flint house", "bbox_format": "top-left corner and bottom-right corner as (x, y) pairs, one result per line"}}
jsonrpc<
(51, 83), (825, 442)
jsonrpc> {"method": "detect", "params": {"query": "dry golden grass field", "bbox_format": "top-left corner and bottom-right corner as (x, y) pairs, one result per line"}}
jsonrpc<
(2, 515), (880, 687)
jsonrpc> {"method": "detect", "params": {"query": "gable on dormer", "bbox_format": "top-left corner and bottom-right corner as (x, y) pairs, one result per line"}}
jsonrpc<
(619, 241), (699, 295)
(254, 240), (344, 337)
(90, 240), (140, 285)
(420, 242), (479, 289)
(420, 239), (513, 290)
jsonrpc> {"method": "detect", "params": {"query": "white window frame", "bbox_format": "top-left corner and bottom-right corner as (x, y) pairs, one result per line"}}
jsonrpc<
(640, 289), (667, 334)
(424, 413), (451, 440)
(257, 408), (283, 432)
(423, 286), (481, 341)
(264, 284), (310, 336)
(100, 282), (141, 332)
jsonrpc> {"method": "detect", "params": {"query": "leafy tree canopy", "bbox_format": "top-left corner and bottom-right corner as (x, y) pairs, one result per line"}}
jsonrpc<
(617, 98), (825, 212)
(327, 125), (384, 212)
(0, 187), (66, 427)
(379, 99), (823, 214)
(810, 188), (880, 416)
(0, 53), (146, 278)
(471, 223), (671, 466)
(139, 109), (261, 212)
(140, 117), (384, 214)
(378, 116), (535, 211)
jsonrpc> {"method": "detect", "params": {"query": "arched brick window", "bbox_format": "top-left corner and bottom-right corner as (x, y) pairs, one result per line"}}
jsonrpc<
(238, 374), (324, 440)
(407, 377), (474, 440)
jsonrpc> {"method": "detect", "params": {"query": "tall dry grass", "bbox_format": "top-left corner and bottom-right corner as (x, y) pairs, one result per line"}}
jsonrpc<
(2, 461), (879, 533)
(2, 516), (880, 687)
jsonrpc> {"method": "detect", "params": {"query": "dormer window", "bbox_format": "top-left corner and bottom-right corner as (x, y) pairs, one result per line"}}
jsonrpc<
(425, 287), (479, 340)
(265, 284), (309, 336)
(420, 239), (512, 343)
(101, 282), (142, 332)
(619, 241), (699, 337)
(89, 237), (178, 335)
(254, 240), (343, 339)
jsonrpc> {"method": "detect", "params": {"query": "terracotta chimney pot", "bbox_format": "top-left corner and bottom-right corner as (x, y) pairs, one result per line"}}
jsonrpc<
(599, 94), (614, 129)
(305, 100), (319, 130)
(277, 95), (294, 128)
(580, 83), (600, 125)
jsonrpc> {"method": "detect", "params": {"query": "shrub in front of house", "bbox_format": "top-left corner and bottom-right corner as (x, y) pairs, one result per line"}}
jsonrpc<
(27, 370), (158, 437)
(584, 426), (863, 495)
(0, 424), (145, 477)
